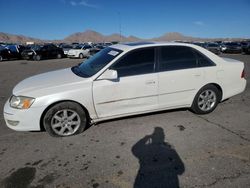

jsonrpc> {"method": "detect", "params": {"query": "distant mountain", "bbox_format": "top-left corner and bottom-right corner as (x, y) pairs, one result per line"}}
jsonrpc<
(64, 30), (105, 43)
(0, 30), (248, 44)
(0, 32), (43, 43)
(153, 32), (200, 42)
(64, 30), (142, 43)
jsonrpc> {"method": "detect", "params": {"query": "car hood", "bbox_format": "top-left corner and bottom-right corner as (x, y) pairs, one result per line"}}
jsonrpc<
(13, 68), (86, 96)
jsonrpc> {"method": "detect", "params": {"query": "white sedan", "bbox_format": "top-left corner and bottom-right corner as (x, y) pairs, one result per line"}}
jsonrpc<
(67, 44), (92, 58)
(3, 42), (246, 137)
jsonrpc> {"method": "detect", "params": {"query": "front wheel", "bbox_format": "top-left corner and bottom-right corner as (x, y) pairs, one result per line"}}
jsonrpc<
(43, 102), (87, 137)
(191, 85), (221, 114)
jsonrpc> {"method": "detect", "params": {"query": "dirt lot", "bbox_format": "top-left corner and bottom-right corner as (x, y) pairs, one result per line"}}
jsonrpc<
(0, 55), (250, 188)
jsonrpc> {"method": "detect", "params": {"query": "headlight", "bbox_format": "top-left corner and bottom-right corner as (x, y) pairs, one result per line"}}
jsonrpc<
(10, 95), (35, 109)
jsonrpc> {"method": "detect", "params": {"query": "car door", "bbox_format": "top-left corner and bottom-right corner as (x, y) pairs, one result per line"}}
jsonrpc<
(7, 45), (18, 59)
(93, 47), (158, 118)
(82, 45), (91, 56)
(41, 46), (49, 58)
(48, 45), (57, 58)
(158, 46), (206, 108)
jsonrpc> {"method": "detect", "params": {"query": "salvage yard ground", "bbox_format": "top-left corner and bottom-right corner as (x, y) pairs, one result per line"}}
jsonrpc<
(0, 54), (250, 188)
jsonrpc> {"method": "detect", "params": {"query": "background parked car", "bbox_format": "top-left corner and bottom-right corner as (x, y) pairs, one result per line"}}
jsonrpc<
(192, 42), (206, 48)
(67, 44), (92, 59)
(241, 41), (250, 54)
(0, 44), (25, 61)
(89, 45), (106, 56)
(204, 43), (220, 55)
(21, 44), (64, 61)
(0, 45), (10, 61)
(220, 42), (242, 53)
(59, 44), (73, 57)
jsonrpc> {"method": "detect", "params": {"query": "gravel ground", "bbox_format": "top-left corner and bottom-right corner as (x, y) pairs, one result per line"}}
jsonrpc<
(0, 54), (250, 188)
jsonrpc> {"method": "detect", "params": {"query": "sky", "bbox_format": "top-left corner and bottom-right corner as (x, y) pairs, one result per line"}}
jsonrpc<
(0, 0), (250, 40)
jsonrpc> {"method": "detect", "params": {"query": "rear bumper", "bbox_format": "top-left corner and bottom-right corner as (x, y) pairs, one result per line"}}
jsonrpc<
(223, 79), (247, 100)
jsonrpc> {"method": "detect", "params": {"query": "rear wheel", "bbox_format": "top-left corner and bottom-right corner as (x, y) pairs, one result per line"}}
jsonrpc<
(0, 56), (3, 61)
(57, 54), (62, 59)
(34, 55), (41, 61)
(191, 85), (221, 114)
(79, 53), (84, 59)
(43, 102), (87, 137)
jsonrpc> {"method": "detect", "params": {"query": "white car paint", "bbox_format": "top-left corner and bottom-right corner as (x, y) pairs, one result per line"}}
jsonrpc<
(3, 42), (246, 132)
(67, 46), (91, 58)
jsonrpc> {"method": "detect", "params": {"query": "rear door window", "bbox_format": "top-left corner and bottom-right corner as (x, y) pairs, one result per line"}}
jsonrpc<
(159, 46), (197, 71)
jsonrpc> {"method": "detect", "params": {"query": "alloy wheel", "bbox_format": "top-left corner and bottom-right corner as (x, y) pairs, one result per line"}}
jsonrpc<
(197, 89), (217, 112)
(51, 109), (81, 136)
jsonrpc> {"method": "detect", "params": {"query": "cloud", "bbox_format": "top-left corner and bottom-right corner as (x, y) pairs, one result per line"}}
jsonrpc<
(193, 21), (205, 26)
(69, 0), (98, 8)
(70, 1), (77, 6)
(79, 0), (98, 8)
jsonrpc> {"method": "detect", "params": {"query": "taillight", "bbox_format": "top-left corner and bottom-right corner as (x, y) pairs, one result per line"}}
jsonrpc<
(241, 69), (245, 78)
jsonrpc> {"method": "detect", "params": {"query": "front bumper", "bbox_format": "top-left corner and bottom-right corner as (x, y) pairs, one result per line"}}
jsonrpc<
(67, 54), (77, 58)
(224, 48), (242, 53)
(22, 54), (33, 60)
(3, 100), (46, 131)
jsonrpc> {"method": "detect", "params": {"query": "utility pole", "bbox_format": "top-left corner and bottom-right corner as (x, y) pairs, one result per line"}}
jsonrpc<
(118, 11), (122, 42)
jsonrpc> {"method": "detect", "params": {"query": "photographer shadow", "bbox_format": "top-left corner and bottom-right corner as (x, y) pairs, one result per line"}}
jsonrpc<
(132, 127), (185, 188)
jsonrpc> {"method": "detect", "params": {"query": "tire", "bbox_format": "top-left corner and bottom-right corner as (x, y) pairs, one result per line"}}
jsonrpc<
(0, 56), (3, 62)
(34, 55), (41, 61)
(191, 85), (221, 114)
(43, 102), (87, 137)
(79, 53), (84, 59)
(57, 54), (62, 59)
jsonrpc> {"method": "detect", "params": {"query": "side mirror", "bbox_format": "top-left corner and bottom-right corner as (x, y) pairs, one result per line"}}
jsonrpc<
(98, 69), (118, 81)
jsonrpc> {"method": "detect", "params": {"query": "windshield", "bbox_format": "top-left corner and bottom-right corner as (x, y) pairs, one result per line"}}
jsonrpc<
(225, 42), (239, 46)
(7, 45), (18, 52)
(207, 43), (218, 47)
(0, 46), (6, 51)
(73, 45), (84, 49)
(71, 47), (123, 78)
(31, 45), (42, 50)
(62, 45), (72, 48)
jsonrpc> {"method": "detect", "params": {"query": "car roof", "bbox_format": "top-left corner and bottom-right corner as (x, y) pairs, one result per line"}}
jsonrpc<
(111, 41), (201, 52)
(111, 41), (224, 64)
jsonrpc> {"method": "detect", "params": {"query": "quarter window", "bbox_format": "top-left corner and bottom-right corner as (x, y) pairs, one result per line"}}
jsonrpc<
(111, 48), (155, 77)
(159, 46), (197, 71)
(193, 50), (216, 67)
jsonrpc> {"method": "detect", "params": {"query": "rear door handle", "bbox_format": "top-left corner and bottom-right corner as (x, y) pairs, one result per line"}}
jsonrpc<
(194, 74), (201, 77)
(145, 80), (156, 85)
